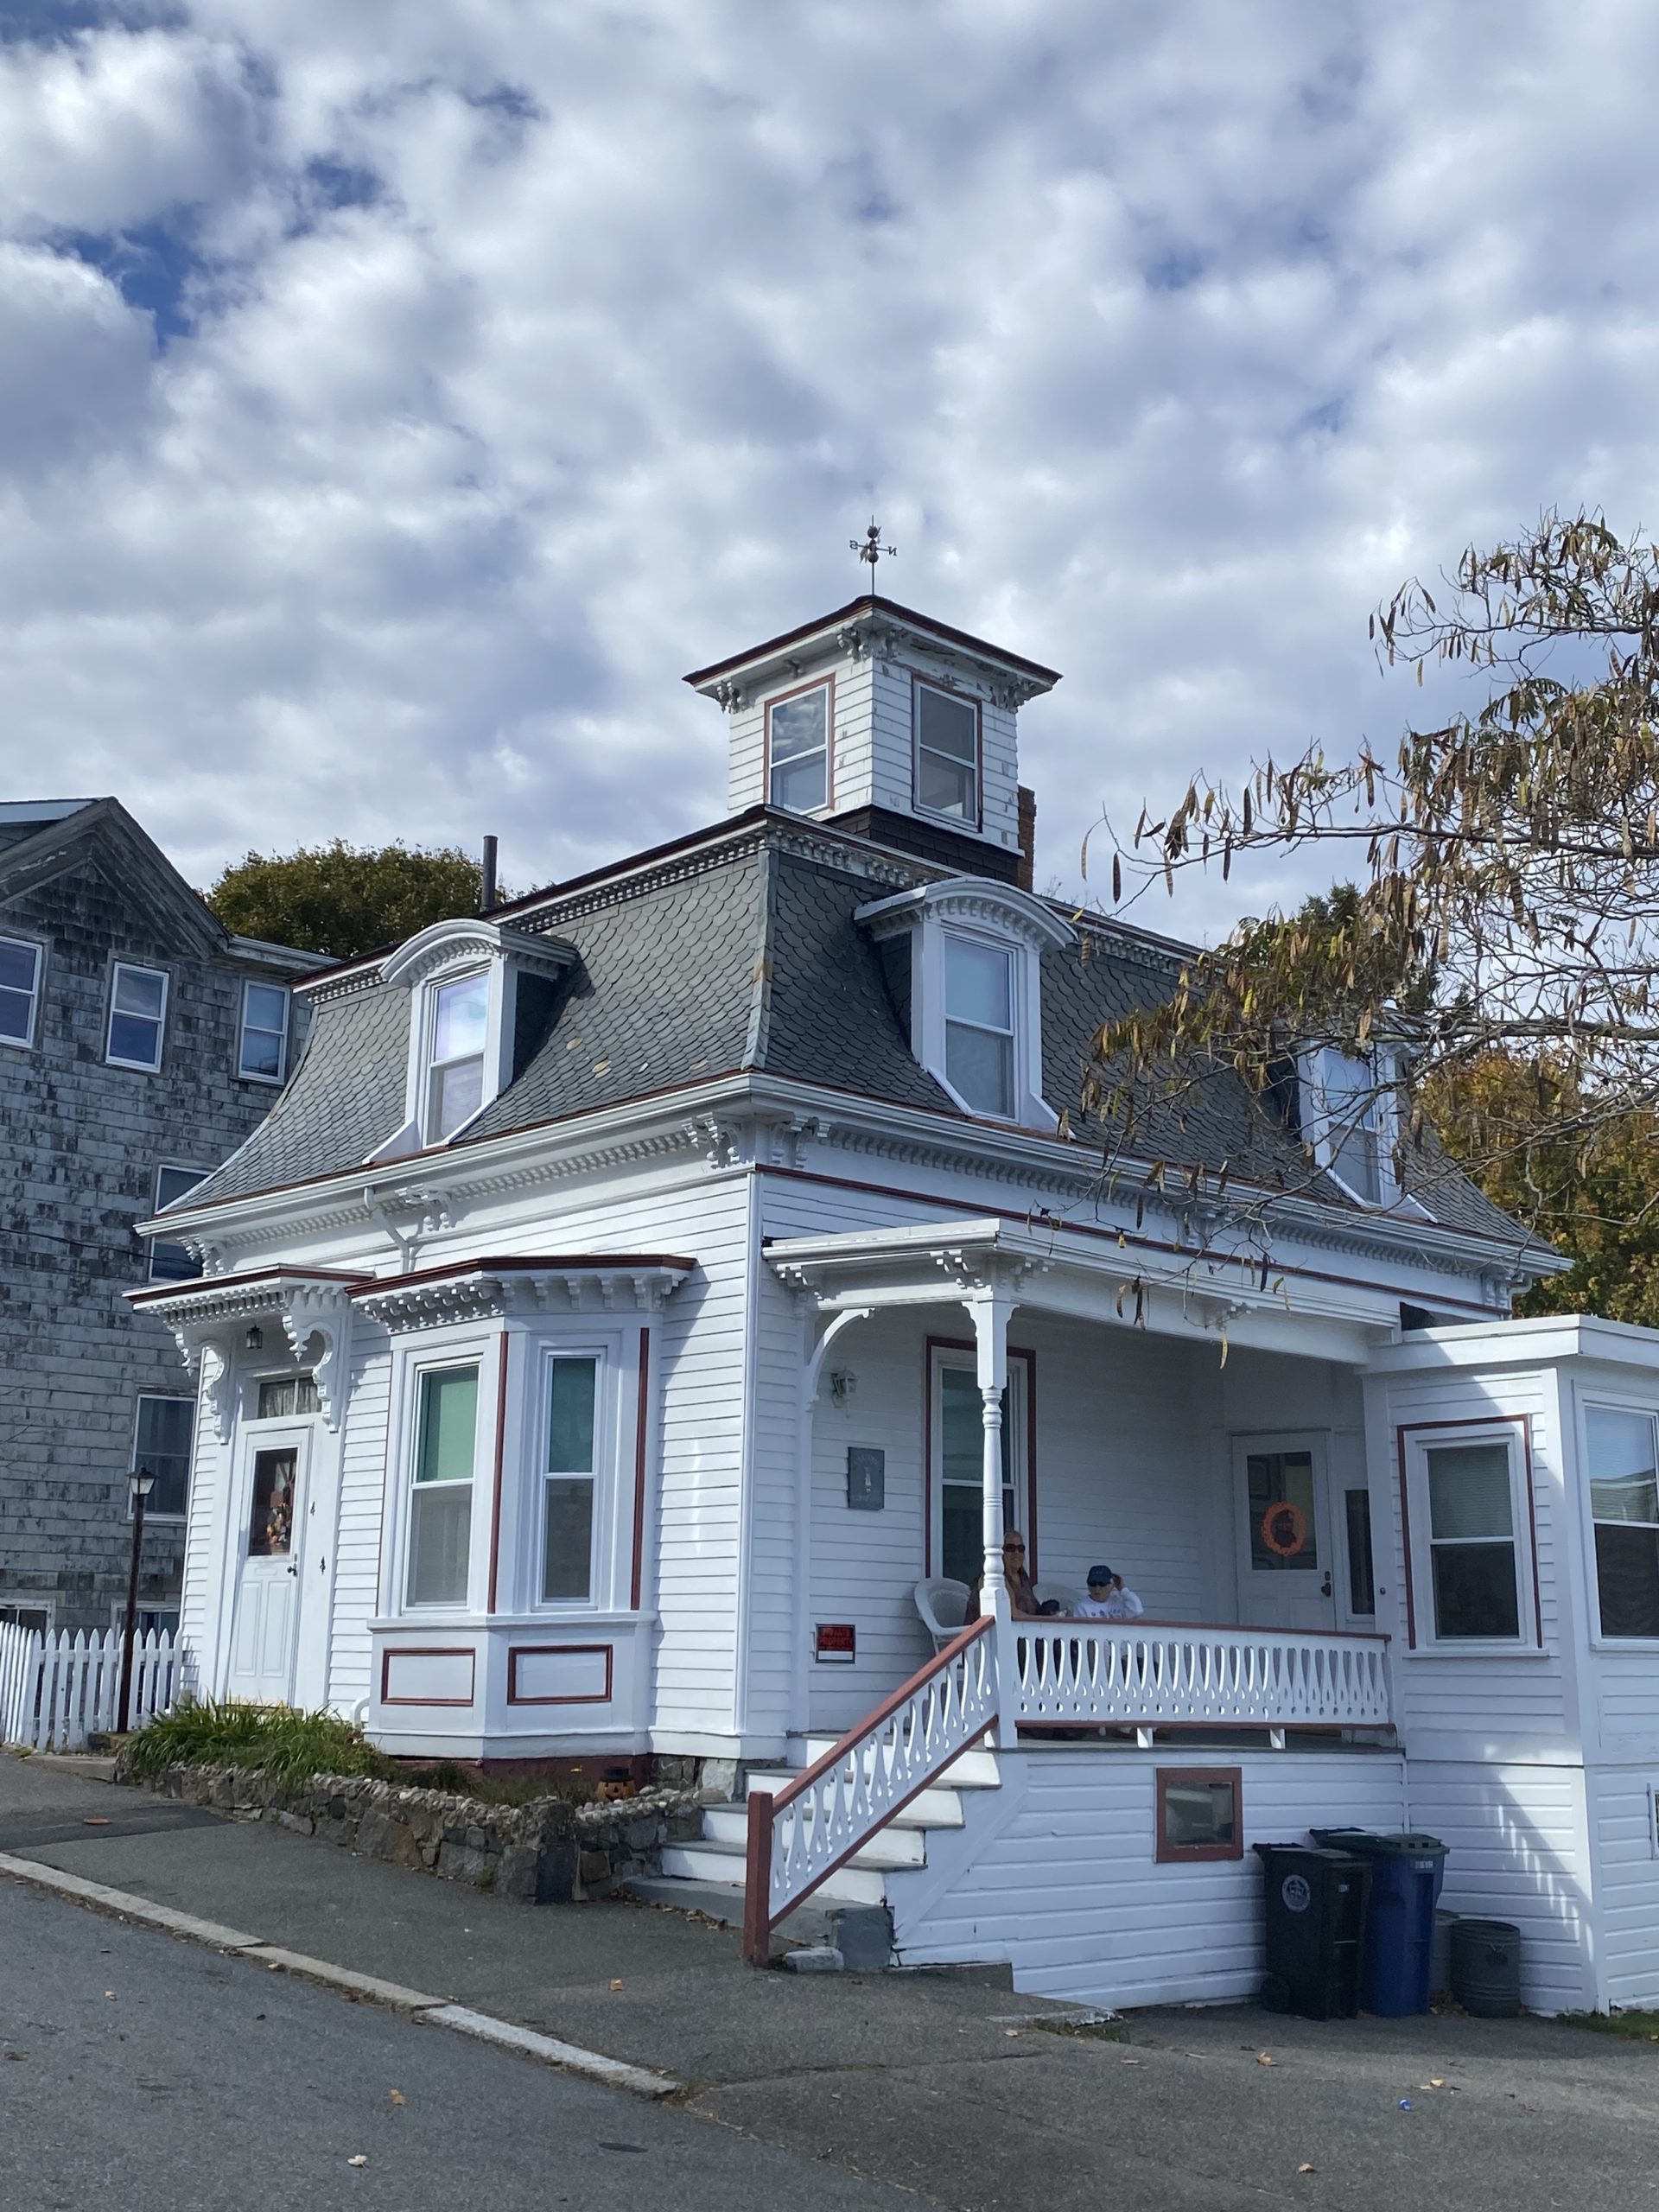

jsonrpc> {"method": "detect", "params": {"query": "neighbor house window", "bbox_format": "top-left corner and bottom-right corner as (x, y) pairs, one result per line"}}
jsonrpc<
(766, 680), (831, 812)
(133, 1395), (194, 1520)
(148, 1165), (209, 1282)
(238, 981), (290, 1082)
(407, 1365), (478, 1605)
(541, 1356), (600, 1603)
(1156, 1768), (1243, 1863)
(0, 1603), (54, 1635)
(426, 971), (489, 1141)
(1414, 1435), (1526, 1643)
(944, 935), (1015, 1118)
(1586, 1407), (1659, 1639)
(0, 936), (42, 1046)
(107, 962), (168, 1071)
(913, 681), (979, 823)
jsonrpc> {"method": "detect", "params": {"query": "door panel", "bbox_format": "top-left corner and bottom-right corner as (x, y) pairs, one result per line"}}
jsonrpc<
(1233, 1433), (1337, 1633)
(226, 1436), (307, 1702)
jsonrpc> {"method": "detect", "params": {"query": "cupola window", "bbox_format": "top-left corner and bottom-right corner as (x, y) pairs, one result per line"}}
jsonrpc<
(913, 682), (979, 823)
(766, 679), (832, 812)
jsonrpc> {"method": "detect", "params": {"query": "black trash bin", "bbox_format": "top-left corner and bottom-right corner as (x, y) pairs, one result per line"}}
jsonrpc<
(1255, 1844), (1372, 2019)
(1451, 1918), (1522, 2017)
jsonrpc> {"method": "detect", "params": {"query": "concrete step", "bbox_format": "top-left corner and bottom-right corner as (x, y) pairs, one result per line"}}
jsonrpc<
(660, 1839), (888, 1907)
(798, 1738), (1001, 1789)
(742, 1771), (967, 1829)
(702, 1802), (926, 1867)
(620, 1875), (837, 1949)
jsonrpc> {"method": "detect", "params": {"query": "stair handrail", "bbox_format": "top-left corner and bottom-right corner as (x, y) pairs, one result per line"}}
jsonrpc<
(742, 1612), (997, 1966)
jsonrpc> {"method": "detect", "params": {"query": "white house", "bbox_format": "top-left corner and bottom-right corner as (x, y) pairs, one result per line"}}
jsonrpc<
(133, 588), (1659, 2015)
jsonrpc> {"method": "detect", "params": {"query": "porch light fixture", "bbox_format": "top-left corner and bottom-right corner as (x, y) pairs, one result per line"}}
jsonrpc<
(245, 1324), (264, 1351)
(828, 1368), (857, 1405)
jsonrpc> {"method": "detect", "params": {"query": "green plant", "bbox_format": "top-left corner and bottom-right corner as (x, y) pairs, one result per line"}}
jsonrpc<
(123, 1699), (397, 1785)
(1558, 2007), (1659, 2041)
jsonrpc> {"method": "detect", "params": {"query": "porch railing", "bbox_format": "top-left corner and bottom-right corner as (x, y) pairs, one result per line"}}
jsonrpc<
(742, 1614), (997, 1966)
(0, 1624), (181, 1752)
(1012, 1619), (1391, 1733)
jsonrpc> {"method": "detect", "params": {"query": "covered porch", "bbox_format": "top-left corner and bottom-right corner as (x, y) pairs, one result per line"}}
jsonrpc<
(769, 1216), (1399, 1747)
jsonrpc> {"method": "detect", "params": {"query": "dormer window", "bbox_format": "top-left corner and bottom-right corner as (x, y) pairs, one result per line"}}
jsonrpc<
(1300, 1046), (1399, 1207)
(766, 678), (832, 812)
(944, 934), (1015, 1117)
(856, 878), (1074, 1129)
(913, 681), (980, 824)
(428, 969), (490, 1139)
(373, 918), (575, 1162)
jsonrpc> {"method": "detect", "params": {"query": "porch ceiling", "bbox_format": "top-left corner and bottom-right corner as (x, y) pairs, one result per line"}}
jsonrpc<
(766, 1217), (1395, 1365)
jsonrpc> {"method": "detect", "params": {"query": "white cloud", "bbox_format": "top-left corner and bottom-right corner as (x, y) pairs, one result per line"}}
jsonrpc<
(0, 1), (1656, 939)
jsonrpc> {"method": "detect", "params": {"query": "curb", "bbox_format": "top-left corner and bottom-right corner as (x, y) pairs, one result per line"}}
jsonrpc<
(0, 1852), (682, 2100)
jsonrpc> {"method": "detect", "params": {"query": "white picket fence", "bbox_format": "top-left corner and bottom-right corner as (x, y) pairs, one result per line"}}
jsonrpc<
(0, 1623), (181, 1751)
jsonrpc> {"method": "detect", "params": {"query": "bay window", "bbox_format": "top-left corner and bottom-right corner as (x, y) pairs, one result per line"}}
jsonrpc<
(1586, 1406), (1659, 1639)
(541, 1355), (601, 1603)
(407, 1364), (479, 1605)
(1407, 1431), (1530, 1644)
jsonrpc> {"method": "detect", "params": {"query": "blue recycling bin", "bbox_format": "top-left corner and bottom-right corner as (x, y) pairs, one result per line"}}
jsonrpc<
(1311, 1828), (1447, 2016)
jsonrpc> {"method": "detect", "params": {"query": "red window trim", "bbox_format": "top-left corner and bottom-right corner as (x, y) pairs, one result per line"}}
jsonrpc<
(763, 672), (836, 813)
(911, 671), (983, 833)
(505, 1642), (614, 1706)
(1395, 1412), (1541, 1650)
(1154, 1765), (1243, 1864)
(923, 1335), (1038, 1579)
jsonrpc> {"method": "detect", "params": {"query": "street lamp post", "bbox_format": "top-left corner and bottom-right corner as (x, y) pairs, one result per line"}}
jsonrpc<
(118, 1469), (155, 1735)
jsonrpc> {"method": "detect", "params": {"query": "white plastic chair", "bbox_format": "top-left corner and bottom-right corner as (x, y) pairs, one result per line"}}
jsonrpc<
(914, 1577), (973, 1651)
(1033, 1581), (1083, 1615)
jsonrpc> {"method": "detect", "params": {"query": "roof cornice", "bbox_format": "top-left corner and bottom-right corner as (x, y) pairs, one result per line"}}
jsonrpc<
(683, 593), (1061, 691)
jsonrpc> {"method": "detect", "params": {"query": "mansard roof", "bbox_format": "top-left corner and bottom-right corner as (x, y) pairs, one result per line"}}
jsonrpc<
(174, 807), (1541, 1261)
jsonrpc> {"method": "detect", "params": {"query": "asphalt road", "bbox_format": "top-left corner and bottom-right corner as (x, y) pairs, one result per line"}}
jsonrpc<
(0, 1880), (910, 2212)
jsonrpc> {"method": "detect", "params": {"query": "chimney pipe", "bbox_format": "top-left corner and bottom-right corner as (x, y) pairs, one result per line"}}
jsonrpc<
(480, 835), (499, 913)
(1016, 786), (1036, 893)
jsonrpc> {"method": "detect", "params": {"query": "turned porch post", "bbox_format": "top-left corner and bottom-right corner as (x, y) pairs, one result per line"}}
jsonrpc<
(966, 1286), (1019, 1744)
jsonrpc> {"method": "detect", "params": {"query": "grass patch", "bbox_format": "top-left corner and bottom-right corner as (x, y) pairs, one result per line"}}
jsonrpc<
(123, 1699), (397, 1785)
(1559, 2007), (1659, 2041)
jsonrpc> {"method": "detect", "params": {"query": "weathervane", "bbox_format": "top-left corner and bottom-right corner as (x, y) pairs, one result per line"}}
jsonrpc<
(851, 519), (895, 585)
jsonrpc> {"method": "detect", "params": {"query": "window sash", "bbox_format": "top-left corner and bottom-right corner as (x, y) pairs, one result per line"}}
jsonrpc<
(913, 683), (979, 822)
(407, 1366), (478, 1607)
(133, 1395), (194, 1518)
(107, 963), (168, 1070)
(238, 982), (289, 1081)
(937, 1357), (1021, 1587)
(943, 937), (1016, 1117)
(1586, 1406), (1659, 1638)
(426, 972), (489, 1140)
(0, 936), (41, 1045)
(1414, 1440), (1526, 1643)
(766, 683), (830, 812)
(149, 1165), (208, 1282)
(540, 1354), (601, 1605)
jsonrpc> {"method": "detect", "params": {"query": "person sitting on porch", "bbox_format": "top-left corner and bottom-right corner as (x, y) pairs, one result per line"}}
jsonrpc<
(982, 1534), (1059, 1617)
(1072, 1564), (1144, 1620)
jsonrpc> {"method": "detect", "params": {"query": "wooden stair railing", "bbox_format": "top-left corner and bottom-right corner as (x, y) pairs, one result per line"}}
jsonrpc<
(742, 1613), (997, 1967)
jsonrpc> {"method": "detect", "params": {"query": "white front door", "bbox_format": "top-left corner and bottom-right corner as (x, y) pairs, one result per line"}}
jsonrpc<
(226, 1431), (308, 1702)
(1232, 1433), (1338, 1634)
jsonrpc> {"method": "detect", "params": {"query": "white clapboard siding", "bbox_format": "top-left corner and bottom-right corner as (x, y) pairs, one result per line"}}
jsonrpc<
(1404, 1759), (1593, 2014)
(327, 1325), (393, 1713)
(891, 1746), (1408, 2009)
(176, 1362), (219, 1673)
(0, 1625), (179, 1751)
(1587, 1767), (1659, 2009)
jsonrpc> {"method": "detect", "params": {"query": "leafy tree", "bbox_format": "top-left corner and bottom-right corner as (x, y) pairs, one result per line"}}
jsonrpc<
(207, 840), (495, 962)
(1091, 511), (1659, 1244)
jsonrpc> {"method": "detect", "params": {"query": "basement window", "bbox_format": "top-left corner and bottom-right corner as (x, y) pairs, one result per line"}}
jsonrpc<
(1155, 1768), (1243, 1863)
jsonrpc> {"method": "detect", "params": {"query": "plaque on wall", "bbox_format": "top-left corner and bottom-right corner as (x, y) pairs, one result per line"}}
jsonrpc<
(847, 1446), (886, 1511)
(815, 1623), (856, 1664)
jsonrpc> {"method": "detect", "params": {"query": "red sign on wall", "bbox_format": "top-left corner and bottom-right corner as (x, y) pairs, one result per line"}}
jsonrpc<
(815, 1623), (856, 1664)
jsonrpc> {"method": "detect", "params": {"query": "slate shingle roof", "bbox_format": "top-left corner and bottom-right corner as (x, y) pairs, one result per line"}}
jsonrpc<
(180, 814), (1547, 1260)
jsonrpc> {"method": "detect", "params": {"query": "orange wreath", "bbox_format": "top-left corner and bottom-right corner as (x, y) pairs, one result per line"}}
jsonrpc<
(1259, 1501), (1309, 1559)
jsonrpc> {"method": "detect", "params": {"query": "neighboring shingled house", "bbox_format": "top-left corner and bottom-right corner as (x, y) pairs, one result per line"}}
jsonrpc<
(0, 799), (324, 1633)
(132, 591), (1659, 2018)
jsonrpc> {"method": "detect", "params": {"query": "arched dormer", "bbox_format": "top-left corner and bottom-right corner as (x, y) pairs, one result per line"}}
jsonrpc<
(372, 917), (575, 1160)
(855, 878), (1076, 1129)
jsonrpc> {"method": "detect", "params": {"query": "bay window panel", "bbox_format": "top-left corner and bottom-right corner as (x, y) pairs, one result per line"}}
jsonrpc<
(1422, 1441), (1522, 1640)
(541, 1480), (595, 1601)
(1587, 1406), (1659, 1637)
(1430, 1541), (1521, 1639)
(407, 1365), (477, 1606)
(541, 1354), (600, 1603)
(409, 1490), (473, 1606)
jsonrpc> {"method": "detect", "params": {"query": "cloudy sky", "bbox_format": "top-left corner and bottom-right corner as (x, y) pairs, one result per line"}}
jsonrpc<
(2, 3), (1654, 939)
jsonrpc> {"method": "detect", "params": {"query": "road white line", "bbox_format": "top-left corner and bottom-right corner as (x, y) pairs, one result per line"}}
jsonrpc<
(416, 2004), (681, 2099)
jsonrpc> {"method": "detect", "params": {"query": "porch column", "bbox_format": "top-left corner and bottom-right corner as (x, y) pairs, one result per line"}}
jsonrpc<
(966, 1287), (1020, 1745)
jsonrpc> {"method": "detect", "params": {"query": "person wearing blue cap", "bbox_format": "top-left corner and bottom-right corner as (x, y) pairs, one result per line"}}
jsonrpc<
(1072, 1564), (1144, 1620)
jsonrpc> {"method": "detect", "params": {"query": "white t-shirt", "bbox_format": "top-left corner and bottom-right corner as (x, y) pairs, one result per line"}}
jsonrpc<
(1072, 1586), (1144, 1620)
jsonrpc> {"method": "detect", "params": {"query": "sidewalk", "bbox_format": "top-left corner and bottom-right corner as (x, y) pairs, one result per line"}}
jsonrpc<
(5, 1749), (1657, 2211)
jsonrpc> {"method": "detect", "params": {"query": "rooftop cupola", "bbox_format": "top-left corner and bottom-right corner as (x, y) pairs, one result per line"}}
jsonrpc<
(684, 591), (1060, 882)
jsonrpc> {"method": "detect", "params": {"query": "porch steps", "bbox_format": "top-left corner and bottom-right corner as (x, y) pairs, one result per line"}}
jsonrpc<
(640, 1735), (1002, 1940)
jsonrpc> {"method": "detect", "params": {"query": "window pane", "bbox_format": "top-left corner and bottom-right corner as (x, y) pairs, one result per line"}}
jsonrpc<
(433, 973), (488, 1061)
(1594, 1523), (1659, 1638)
(1431, 1540), (1520, 1638)
(917, 747), (976, 820)
(542, 1477), (594, 1601)
(942, 1488), (981, 1588)
(240, 1024), (283, 1078)
(109, 1011), (162, 1065)
(1345, 1488), (1376, 1614)
(547, 1357), (597, 1473)
(1587, 1408), (1659, 1523)
(1331, 1126), (1381, 1205)
(946, 1023), (1014, 1117)
(940, 1367), (982, 1489)
(135, 1396), (194, 1516)
(0, 939), (36, 994)
(257, 1374), (319, 1420)
(416, 1368), (478, 1485)
(432, 1054), (484, 1137)
(771, 748), (827, 810)
(114, 967), (166, 1017)
(409, 1488), (472, 1604)
(0, 988), (31, 1042)
(945, 938), (1012, 1028)
(1427, 1445), (1515, 1540)
(0, 939), (36, 1041)
(1247, 1451), (1319, 1572)
(917, 685), (976, 763)
(247, 1448), (296, 1556)
(245, 982), (288, 1033)
(1164, 1780), (1236, 1849)
(769, 687), (828, 762)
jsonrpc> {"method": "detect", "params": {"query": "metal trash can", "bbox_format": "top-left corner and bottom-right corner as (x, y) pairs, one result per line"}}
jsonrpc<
(1254, 1844), (1372, 2019)
(1451, 1918), (1522, 2017)
(1312, 1828), (1448, 2016)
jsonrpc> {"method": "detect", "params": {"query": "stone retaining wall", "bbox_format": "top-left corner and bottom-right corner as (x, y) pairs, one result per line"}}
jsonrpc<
(132, 1763), (705, 1904)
